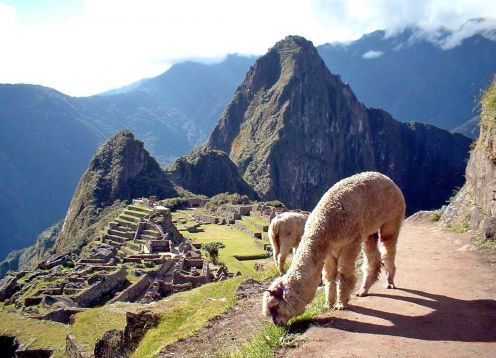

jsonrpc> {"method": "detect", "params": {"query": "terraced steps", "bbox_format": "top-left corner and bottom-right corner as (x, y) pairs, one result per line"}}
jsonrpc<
(104, 234), (128, 244)
(128, 205), (154, 214)
(108, 229), (134, 239)
(140, 234), (160, 241)
(142, 229), (159, 236)
(124, 210), (149, 219)
(119, 214), (141, 222)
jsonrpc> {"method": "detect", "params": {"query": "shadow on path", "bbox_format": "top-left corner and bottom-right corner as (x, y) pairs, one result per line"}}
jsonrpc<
(310, 288), (496, 342)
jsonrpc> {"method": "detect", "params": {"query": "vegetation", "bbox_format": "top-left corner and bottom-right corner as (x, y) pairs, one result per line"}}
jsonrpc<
(71, 303), (130, 353)
(0, 311), (69, 358)
(161, 197), (190, 211)
(431, 211), (441, 222)
(480, 78), (496, 124)
(449, 220), (470, 233)
(205, 192), (250, 211)
(184, 224), (267, 275)
(229, 292), (327, 357)
(202, 242), (225, 264)
(133, 277), (243, 357)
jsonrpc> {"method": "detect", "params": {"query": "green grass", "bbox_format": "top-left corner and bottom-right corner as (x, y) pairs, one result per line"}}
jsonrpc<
(0, 312), (69, 358)
(184, 224), (267, 275)
(242, 215), (268, 227)
(228, 292), (327, 357)
(70, 302), (132, 352)
(431, 212), (441, 222)
(133, 277), (243, 358)
(449, 221), (470, 233)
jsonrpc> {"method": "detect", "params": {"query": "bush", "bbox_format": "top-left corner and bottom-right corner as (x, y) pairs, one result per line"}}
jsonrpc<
(205, 193), (250, 211)
(202, 242), (225, 264)
(160, 197), (189, 211)
(431, 212), (441, 222)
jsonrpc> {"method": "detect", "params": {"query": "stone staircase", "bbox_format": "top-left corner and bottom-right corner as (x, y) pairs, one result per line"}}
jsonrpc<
(102, 205), (154, 252)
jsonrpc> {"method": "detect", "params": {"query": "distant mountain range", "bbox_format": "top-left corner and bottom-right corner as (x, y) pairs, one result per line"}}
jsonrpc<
(318, 21), (496, 133)
(1, 21), (495, 259)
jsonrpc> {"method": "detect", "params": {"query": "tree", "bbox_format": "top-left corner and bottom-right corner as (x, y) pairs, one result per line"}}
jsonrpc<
(202, 242), (225, 264)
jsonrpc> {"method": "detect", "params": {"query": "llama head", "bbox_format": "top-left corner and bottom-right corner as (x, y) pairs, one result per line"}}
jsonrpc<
(262, 277), (294, 326)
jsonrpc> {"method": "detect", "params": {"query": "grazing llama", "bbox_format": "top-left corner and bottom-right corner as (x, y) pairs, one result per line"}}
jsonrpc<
(262, 172), (405, 326)
(268, 212), (310, 274)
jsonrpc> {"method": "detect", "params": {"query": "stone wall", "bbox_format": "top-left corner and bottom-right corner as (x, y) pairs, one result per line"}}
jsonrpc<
(191, 213), (219, 224)
(66, 334), (92, 358)
(108, 260), (174, 304)
(73, 266), (127, 307)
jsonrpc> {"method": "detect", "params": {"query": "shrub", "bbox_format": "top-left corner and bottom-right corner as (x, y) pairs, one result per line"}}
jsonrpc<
(160, 197), (189, 211)
(431, 212), (441, 222)
(202, 242), (225, 264)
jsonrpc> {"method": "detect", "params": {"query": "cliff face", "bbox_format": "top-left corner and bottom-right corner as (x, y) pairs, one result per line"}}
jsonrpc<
(207, 36), (472, 213)
(440, 79), (496, 238)
(55, 131), (177, 252)
(166, 147), (257, 199)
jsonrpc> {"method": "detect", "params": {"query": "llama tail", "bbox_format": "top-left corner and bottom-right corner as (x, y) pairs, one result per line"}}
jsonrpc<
(268, 219), (281, 262)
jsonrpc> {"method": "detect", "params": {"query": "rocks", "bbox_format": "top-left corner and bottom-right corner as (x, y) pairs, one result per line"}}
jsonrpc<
(405, 211), (438, 223)
(124, 310), (160, 346)
(439, 79), (496, 238)
(94, 330), (127, 358)
(0, 275), (18, 301)
(483, 217), (496, 240)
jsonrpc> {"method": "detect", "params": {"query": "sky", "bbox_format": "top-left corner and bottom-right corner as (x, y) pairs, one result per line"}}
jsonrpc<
(0, 0), (495, 96)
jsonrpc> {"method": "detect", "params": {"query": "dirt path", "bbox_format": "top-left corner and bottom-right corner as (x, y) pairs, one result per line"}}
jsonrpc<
(278, 221), (496, 357)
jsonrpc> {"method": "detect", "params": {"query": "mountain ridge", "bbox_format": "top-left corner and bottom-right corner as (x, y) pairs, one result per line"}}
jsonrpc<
(207, 35), (472, 213)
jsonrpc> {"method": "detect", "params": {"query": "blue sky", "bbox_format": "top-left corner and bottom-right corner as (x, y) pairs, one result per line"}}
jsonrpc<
(0, 0), (495, 96)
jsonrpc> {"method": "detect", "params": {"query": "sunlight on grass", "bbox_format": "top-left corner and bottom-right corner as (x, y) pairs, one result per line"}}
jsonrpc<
(0, 312), (69, 358)
(184, 224), (267, 275)
(133, 277), (243, 358)
(228, 292), (327, 358)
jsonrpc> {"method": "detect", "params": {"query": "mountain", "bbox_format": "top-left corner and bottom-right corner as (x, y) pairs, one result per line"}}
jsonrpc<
(55, 130), (178, 253)
(440, 79), (496, 237)
(0, 55), (254, 259)
(75, 54), (256, 164)
(165, 146), (258, 198)
(207, 35), (472, 214)
(0, 84), (104, 259)
(317, 22), (496, 131)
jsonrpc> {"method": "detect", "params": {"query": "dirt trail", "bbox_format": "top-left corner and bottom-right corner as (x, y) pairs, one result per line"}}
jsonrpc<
(278, 221), (496, 357)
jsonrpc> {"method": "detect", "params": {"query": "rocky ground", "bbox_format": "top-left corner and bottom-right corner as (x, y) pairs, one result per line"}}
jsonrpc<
(157, 219), (496, 358)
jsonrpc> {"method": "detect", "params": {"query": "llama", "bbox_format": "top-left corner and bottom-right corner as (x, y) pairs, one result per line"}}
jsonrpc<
(262, 172), (405, 326)
(268, 212), (310, 274)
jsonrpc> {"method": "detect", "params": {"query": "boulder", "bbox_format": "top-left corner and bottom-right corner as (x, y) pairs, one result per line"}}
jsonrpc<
(0, 275), (18, 301)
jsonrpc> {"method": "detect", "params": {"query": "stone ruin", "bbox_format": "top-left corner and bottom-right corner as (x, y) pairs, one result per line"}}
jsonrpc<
(0, 198), (238, 357)
(251, 203), (287, 221)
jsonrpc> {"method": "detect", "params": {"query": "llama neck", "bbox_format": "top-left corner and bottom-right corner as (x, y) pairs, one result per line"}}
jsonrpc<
(285, 237), (328, 307)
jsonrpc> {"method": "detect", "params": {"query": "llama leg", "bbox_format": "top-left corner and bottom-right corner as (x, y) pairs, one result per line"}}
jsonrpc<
(336, 242), (360, 310)
(277, 252), (288, 274)
(322, 254), (338, 308)
(380, 221), (401, 289)
(357, 233), (381, 297)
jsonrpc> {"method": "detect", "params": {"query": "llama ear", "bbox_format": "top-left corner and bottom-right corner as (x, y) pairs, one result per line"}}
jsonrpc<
(268, 282), (285, 300)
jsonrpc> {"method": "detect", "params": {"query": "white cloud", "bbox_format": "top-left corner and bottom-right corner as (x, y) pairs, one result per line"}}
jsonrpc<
(362, 50), (384, 59)
(0, 0), (495, 96)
